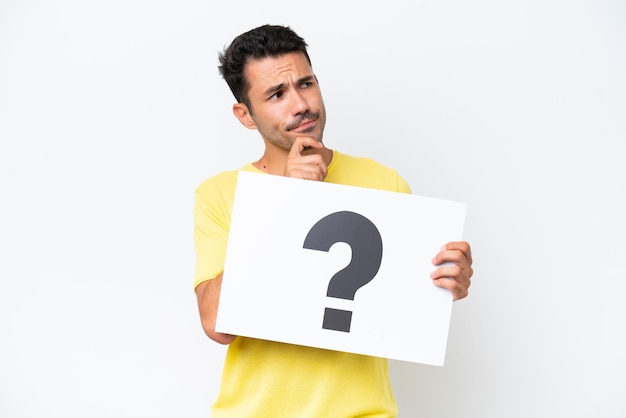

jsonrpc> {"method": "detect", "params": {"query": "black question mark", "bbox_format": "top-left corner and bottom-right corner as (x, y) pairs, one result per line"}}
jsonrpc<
(303, 211), (383, 332)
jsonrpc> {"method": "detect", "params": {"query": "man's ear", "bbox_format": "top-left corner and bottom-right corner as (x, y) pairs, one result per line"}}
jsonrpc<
(233, 103), (257, 130)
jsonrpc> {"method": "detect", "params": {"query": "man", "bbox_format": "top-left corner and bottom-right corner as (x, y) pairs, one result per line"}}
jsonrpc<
(193, 24), (473, 417)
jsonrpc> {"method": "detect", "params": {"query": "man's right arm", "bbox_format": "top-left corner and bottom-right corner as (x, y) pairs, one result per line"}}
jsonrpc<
(195, 273), (236, 345)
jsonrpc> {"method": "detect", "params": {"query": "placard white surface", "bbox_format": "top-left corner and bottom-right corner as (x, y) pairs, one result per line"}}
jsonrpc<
(216, 171), (466, 365)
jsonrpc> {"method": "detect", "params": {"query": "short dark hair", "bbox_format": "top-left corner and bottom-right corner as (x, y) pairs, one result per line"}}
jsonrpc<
(218, 24), (312, 110)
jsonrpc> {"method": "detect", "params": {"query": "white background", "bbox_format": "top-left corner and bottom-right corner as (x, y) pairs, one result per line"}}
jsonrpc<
(1, 1), (624, 417)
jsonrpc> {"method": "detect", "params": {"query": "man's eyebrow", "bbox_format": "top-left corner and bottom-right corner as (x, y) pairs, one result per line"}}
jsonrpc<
(298, 75), (314, 84)
(264, 83), (285, 96)
(263, 76), (315, 96)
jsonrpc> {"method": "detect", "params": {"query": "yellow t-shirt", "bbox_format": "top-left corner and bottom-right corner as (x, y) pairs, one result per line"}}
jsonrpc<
(193, 151), (411, 418)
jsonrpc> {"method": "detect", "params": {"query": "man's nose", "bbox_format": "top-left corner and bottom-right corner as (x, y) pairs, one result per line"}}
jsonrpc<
(289, 90), (309, 115)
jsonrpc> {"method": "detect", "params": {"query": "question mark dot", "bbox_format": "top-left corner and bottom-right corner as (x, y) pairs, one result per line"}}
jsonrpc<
(322, 308), (353, 333)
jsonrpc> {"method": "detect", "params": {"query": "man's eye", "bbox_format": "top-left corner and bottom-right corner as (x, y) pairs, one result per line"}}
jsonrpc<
(270, 91), (283, 100)
(300, 81), (312, 88)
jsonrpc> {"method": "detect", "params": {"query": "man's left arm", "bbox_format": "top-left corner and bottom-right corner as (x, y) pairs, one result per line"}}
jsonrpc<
(430, 241), (473, 301)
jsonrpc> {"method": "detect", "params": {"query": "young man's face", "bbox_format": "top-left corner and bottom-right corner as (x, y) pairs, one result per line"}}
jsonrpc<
(235, 52), (327, 151)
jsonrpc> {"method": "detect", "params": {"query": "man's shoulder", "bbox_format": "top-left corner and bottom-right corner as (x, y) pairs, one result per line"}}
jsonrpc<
(333, 150), (397, 172)
(195, 170), (238, 194)
(194, 164), (256, 198)
(329, 150), (410, 193)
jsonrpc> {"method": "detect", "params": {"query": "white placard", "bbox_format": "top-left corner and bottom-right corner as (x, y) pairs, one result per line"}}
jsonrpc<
(216, 171), (466, 365)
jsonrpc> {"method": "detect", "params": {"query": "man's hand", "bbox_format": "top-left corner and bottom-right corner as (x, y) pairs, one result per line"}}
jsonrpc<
(430, 241), (473, 301)
(284, 137), (328, 181)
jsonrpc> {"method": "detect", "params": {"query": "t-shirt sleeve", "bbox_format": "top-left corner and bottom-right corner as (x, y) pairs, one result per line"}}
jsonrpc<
(192, 181), (231, 289)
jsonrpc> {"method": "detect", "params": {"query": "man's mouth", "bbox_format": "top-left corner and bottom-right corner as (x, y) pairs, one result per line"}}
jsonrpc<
(294, 119), (315, 130)
(287, 112), (319, 131)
